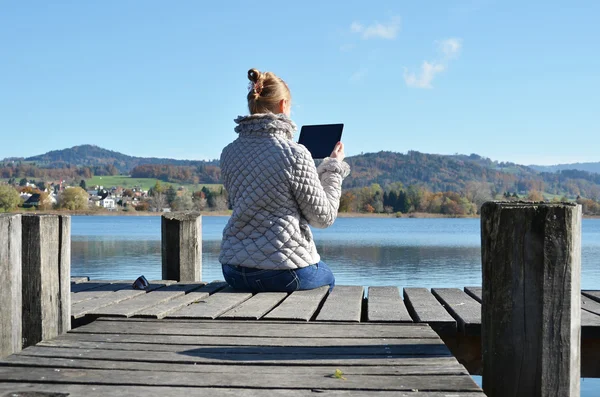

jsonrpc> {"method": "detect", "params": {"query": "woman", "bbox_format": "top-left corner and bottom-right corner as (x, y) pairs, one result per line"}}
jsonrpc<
(219, 68), (350, 293)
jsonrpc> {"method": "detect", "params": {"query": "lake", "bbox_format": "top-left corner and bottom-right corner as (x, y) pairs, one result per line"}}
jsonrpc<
(71, 216), (600, 289)
(70, 215), (600, 394)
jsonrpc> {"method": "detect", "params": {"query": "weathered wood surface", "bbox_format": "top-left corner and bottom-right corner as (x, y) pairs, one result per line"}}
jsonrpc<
(71, 282), (172, 319)
(133, 281), (226, 319)
(71, 281), (133, 303)
(166, 287), (252, 319)
(161, 212), (202, 281)
(431, 288), (481, 335)
(463, 287), (482, 302)
(264, 286), (329, 321)
(0, 214), (22, 358)
(75, 318), (441, 339)
(0, 319), (482, 396)
(21, 215), (62, 348)
(316, 285), (364, 322)
(0, 384), (487, 397)
(70, 276), (89, 283)
(220, 292), (287, 320)
(57, 215), (71, 335)
(481, 201), (582, 397)
(368, 286), (412, 322)
(90, 282), (207, 317)
(404, 288), (456, 334)
(68, 280), (600, 341)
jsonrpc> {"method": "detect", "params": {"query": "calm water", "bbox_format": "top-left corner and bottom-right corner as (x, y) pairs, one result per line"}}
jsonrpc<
(71, 215), (600, 394)
(71, 216), (600, 289)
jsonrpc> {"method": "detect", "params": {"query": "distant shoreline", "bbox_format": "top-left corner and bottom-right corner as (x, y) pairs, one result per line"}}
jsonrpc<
(9, 209), (600, 219)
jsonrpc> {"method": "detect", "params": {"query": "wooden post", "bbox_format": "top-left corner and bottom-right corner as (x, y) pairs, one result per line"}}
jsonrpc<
(161, 212), (202, 281)
(57, 215), (71, 334)
(21, 214), (71, 347)
(0, 214), (22, 358)
(481, 202), (581, 397)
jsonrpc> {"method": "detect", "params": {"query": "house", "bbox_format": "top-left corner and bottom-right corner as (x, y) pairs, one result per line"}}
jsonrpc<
(22, 194), (55, 209)
(100, 197), (116, 210)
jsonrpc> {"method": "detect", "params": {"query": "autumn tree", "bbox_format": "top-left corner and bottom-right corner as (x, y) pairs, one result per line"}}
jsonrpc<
(527, 190), (545, 201)
(0, 185), (21, 212)
(172, 190), (194, 211)
(59, 187), (89, 210)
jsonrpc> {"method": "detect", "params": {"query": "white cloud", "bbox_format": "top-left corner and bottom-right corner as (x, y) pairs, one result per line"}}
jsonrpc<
(403, 62), (446, 89)
(350, 17), (401, 40)
(438, 38), (462, 58)
(404, 38), (462, 89)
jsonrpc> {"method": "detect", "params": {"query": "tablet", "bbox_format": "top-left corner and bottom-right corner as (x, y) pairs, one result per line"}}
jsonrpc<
(298, 124), (344, 159)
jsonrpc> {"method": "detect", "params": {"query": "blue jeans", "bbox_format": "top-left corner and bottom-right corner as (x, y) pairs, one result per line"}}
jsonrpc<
(222, 261), (335, 293)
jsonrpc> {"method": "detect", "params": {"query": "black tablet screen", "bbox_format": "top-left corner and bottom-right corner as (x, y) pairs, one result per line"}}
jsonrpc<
(298, 124), (344, 159)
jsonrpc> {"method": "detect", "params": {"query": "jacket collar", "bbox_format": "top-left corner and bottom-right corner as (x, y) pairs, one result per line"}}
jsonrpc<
(234, 113), (297, 140)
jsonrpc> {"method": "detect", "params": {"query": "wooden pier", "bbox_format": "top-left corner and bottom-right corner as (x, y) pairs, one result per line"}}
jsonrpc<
(0, 203), (593, 396)
(0, 279), (489, 396)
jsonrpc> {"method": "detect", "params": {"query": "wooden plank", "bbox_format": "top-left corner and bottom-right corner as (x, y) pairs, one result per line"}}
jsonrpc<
(431, 288), (480, 335)
(166, 287), (252, 319)
(71, 282), (133, 303)
(219, 292), (287, 320)
(464, 287), (482, 303)
(264, 286), (329, 321)
(71, 283), (170, 319)
(581, 309), (600, 338)
(403, 288), (456, 335)
(39, 332), (450, 347)
(70, 281), (111, 293)
(70, 276), (89, 284)
(0, 214), (22, 358)
(89, 282), (207, 318)
(0, 384), (487, 397)
(133, 281), (227, 319)
(581, 293), (600, 317)
(37, 338), (451, 356)
(14, 344), (462, 366)
(1, 355), (468, 375)
(316, 285), (364, 322)
(368, 286), (412, 323)
(73, 319), (440, 339)
(0, 366), (481, 391)
(582, 290), (600, 304)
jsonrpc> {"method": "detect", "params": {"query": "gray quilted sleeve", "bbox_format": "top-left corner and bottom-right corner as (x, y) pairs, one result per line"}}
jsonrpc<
(290, 149), (351, 229)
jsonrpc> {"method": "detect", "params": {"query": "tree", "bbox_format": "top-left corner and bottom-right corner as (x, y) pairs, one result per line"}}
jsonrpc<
(172, 191), (194, 211)
(36, 181), (47, 191)
(19, 178), (27, 187)
(150, 193), (167, 212)
(0, 185), (21, 212)
(527, 190), (545, 202)
(80, 180), (87, 190)
(166, 185), (177, 205)
(59, 187), (89, 210)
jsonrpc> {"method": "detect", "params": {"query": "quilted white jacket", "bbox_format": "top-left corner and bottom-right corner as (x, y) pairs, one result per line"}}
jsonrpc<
(219, 113), (351, 270)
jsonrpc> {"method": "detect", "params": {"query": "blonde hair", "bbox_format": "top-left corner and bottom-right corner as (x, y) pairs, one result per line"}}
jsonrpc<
(247, 68), (291, 114)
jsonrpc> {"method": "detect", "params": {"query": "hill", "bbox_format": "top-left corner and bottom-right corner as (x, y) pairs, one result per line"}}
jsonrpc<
(3, 145), (600, 200)
(529, 162), (600, 174)
(22, 145), (218, 173)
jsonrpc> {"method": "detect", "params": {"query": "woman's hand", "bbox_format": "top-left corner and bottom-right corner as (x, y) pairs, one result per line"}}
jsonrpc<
(330, 142), (345, 162)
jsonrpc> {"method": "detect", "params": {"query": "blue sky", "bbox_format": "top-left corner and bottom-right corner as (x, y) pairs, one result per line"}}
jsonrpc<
(1, 1), (598, 165)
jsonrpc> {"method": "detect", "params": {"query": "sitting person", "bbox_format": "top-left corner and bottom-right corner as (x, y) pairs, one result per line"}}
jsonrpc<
(219, 68), (351, 293)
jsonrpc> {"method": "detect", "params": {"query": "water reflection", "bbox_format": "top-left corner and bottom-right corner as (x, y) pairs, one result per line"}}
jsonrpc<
(71, 216), (600, 289)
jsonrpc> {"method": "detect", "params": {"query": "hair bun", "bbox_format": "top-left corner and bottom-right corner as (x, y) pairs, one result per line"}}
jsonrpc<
(248, 68), (262, 83)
